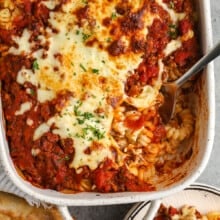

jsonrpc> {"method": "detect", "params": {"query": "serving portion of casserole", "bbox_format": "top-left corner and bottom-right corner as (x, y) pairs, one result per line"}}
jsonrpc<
(154, 204), (220, 220)
(0, 0), (199, 192)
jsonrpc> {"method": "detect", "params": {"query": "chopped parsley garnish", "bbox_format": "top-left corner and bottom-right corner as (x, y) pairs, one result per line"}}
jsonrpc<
(74, 101), (83, 116)
(79, 63), (87, 72)
(75, 125), (105, 140)
(82, 32), (91, 42)
(98, 114), (105, 119)
(106, 37), (112, 42)
(168, 24), (178, 39)
(73, 101), (105, 141)
(75, 30), (80, 35)
(65, 32), (70, 40)
(88, 125), (105, 140)
(92, 68), (99, 74)
(82, 112), (95, 120)
(75, 111), (95, 124)
(64, 155), (70, 161)
(74, 102), (95, 123)
(32, 60), (39, 70)
(29, 89), (35, 96)
(76, 118), (85, 124)
(59, 155), (71, 162)
(82, 0), (88, 4)
(111, 12), (117, 19)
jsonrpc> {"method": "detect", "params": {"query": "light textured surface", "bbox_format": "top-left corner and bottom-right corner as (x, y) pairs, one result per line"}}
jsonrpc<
(197, 0), (220, 188)
(69, 1), (220, 219)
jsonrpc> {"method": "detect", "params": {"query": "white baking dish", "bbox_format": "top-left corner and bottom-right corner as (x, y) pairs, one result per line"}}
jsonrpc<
(0, 0), (215, 206)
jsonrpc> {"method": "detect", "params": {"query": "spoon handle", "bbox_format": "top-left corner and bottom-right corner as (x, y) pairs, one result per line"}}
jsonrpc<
(143, 199), (161, 220)
(176, 41), (220, 87)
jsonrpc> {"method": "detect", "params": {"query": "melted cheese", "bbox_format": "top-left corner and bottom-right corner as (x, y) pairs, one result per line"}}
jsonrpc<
(15, 102), (32, 116)
(26, 118), (34, 126)
(33, 122), (50, 140)
(125, 59), (164, 109)
(33, 95), (114, 170)
(41, 0), (60, 10)
(156, 0), (186, 22)
(8, 0), (189, 171)
(126, 85), (159, 109)
(51, 96), (114, 169)
(37, 89), (56, 103)
(9, 29), (32, 55)
(164, 39), (182, 56)
(182, 29), (194, 42)
(17, 68), (38, 86)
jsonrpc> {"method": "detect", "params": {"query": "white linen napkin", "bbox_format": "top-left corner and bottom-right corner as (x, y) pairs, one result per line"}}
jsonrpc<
(0, 164), (45, 207)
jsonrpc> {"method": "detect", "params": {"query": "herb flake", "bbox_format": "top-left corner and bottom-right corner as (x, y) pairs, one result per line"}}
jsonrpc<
(92, 68), (99, 74)
(111, 12), (117, 19)
(168, 24), (178, 39)
(80, 63), (87, 72)
(33, 60), (39, 70)
(82, 32), (91, 42)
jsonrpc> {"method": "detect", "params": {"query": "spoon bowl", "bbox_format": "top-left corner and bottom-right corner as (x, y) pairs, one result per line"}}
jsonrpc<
(159, 41), (220, 124)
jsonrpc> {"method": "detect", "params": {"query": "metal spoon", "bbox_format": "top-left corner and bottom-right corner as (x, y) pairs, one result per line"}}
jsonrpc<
(159, 41), (220, 124)
(143, 199), (162, 220)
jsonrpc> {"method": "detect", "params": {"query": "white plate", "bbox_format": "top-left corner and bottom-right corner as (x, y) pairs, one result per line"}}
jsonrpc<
(124, 183), (220, 220)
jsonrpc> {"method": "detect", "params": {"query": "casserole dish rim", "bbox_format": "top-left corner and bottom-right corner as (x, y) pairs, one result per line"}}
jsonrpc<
(0, 0), (215, 206)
